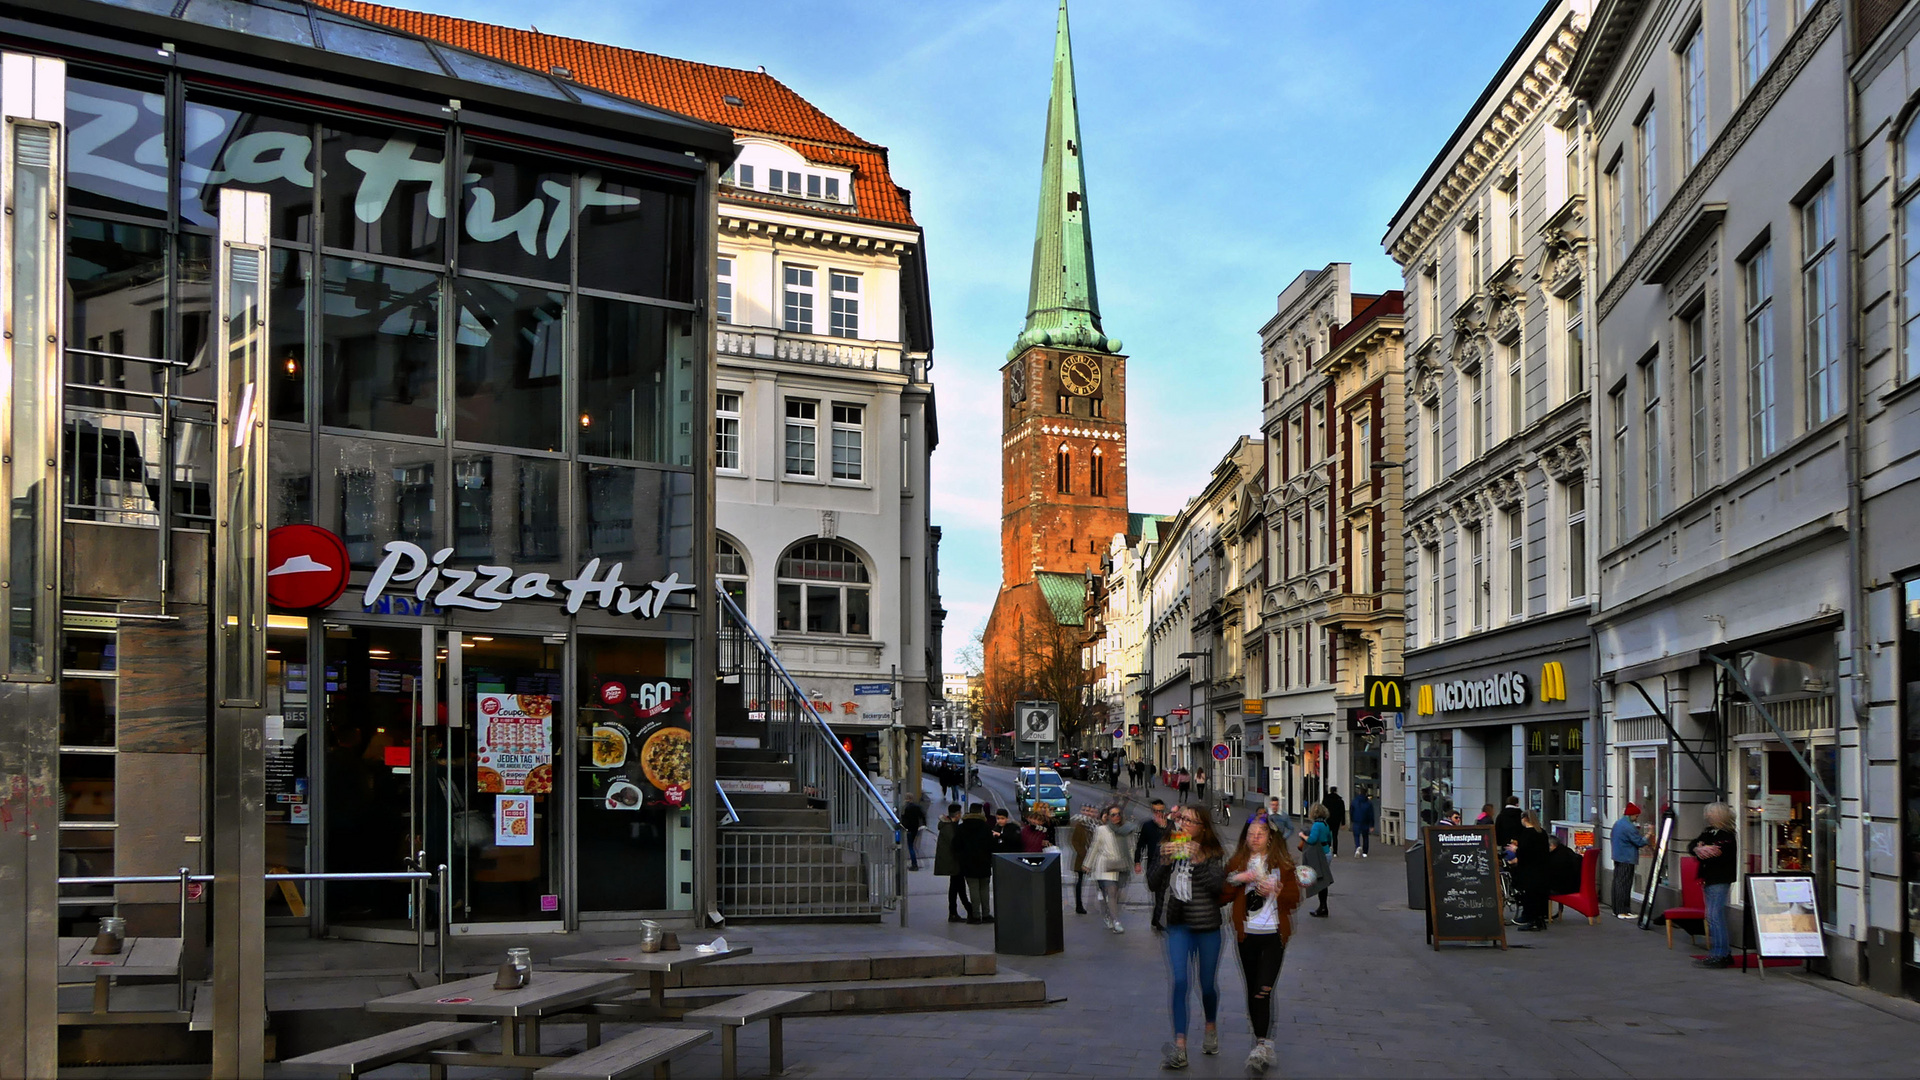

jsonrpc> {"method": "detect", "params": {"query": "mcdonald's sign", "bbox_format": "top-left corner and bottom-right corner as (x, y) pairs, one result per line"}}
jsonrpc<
(1540, 661), (1568, 703)
(1416, 684), (1435, 716)
(1364, 677), (1405, 710)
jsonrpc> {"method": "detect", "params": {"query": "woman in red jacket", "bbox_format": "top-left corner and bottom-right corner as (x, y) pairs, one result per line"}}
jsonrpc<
(1223, 818), (1302, 1074)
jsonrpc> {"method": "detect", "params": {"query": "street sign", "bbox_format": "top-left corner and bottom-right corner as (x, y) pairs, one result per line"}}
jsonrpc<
(1211, 743), (1229, 761)
(852, 683), (892, 695)
(1169, 705), (1191, 718)
(1016, 700), (1059, 743)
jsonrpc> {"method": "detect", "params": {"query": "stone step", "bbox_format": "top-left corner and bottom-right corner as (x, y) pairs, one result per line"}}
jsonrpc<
(728, 807), (830, 829)
(720, 792), (811, 811)
(656, 971), (1047, 1014)
(672, 950), (995, 988)
(716, 761), (795, 781)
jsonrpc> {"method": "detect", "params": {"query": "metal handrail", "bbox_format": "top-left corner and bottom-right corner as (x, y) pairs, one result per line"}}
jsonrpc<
(715, 586), (901, 832)
(716, 781), (741, 826)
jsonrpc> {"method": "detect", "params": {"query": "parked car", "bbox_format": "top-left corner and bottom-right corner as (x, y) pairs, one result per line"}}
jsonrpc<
(1016, 767), (1068, 813)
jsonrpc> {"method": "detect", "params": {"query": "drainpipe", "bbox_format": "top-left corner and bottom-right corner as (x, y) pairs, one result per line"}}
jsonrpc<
(1842, 22), (1873, 957)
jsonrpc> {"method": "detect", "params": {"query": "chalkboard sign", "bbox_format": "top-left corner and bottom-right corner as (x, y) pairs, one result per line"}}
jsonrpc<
(1422, 825), (1508, 950)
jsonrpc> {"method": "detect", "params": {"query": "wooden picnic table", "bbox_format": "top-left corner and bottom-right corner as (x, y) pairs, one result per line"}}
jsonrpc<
(57, 936), (183, 1015)
(551, 942), (752, 1013)
(365, 969), (636, 1067)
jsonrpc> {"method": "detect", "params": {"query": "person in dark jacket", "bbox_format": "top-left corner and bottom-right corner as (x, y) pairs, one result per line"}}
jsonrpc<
(900, 795), (927, 870)
(1509, 811), (1552, 931)
(1545, 835), (1584, 897)
(1322, 787), (1346, 856)
(1693, 802), (1739, 968)
(953, 804), (996, 924)
(1070, 808), (1096, 915)
(1019, 809), (1050, 853)
(1349, 788), (1376, 857)
(1493, 796), (1524, 849)
(1153, 803), (1228, 1070)
(1133, 799), (1171, 931)
(992, 808), (1022, 853)
(934, 803), (971, 921)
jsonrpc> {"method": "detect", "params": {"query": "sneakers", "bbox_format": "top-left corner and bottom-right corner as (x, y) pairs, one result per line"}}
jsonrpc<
(1309, 909), (1328, 918)
(1201, 1029), (1219, 1056)
(1161, 1043), (1189, 1070)
(948, 913), (967, 923)
(1616, 912), (1637, 920)
(1111, 921), (1126, 934)
(1694, 956), (1733, 969)
(1246, 1039), (1274, 1074)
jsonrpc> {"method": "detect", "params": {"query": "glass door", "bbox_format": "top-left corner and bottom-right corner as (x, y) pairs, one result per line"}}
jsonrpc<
(321, 624), (428, 940)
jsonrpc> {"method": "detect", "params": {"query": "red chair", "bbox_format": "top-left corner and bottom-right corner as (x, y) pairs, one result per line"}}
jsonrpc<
(1656, 855), (1706, 948)
(1550, 848), (1601, 924)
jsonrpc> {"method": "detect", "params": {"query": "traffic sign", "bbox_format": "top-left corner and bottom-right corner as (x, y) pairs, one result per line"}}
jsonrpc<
(1016, 700), (1059, 743)
(1211, 743), (1230, 761)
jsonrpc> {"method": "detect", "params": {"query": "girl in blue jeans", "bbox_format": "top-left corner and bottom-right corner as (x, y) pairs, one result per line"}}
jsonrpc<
(1153, 805), (1228, 1070)
(1692, 802), (1739, 968)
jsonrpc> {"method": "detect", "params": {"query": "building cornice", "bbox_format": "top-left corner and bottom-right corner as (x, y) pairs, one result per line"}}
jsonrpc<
(719, 209), (919, 251)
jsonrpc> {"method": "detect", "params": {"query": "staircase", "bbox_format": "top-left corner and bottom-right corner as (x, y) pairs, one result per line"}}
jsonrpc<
(714, 592), (902, 920)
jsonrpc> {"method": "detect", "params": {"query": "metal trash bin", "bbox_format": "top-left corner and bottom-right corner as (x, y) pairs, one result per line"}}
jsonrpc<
(1405, 841), (1427, 910)
(991, 851), (1064, 955)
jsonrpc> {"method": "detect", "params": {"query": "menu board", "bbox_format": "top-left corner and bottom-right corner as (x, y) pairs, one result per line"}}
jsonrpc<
(583, 678), (691, 809)
(1747, 874), (1825, 958)
(1422, 825), (1508, 949)
(476, 693), (554, 793)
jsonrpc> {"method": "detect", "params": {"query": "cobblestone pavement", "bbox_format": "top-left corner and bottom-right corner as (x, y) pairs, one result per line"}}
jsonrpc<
(809, 784), (1920, 1078)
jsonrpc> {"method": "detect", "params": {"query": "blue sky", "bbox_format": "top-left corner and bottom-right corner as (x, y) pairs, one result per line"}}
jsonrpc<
(414, 0), (1544, 670)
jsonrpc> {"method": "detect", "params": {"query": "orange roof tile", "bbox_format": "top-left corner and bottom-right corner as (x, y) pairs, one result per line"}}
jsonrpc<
(314, 0), (915, 227)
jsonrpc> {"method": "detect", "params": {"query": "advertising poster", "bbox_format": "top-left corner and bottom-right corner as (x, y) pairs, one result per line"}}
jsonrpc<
(476, 693), (554, 793)
(583, 678), (692, 809)
(494, 794), (535, 847)
(1748, 875), (1825, 957)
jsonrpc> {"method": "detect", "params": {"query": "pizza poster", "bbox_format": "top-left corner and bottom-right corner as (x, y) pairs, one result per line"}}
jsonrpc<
(476, 693), (554, 794)
(587, 678), (692, 808)
(494, 794), (535, 847)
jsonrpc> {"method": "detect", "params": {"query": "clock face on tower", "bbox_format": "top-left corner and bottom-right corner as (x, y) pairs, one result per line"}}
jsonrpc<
(1060, 355), (1101, 396)
(1008, 362), (1027, 403)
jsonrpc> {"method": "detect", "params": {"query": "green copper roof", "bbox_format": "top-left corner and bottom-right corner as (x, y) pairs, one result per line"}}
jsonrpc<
(1034, 572), (1088, 627)
(1010, 0), (1120, 361)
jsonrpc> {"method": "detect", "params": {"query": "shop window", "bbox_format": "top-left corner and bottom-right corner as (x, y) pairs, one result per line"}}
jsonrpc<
(578, 298), (686, 465)
(457, 143), (571, 284)
(576, 170), (691, 302)
(576, 634), (695, 912)
(66, 75), (169, 220)
(451, 454), (565, 565)
(319, 122), (445, 261)
(776, 540), (871, 637)
(319, 258), (442, 438)
(321, 439), (440, 569)
(452, 278), (566, 451)
(181, 91), (317, 239)
(270, 249), (311, 424)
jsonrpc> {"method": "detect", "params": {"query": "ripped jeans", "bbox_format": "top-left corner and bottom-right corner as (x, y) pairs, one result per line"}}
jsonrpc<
(1236, 931), (1286, 1039)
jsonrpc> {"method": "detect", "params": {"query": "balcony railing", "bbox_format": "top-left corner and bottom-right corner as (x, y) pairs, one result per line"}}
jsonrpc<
(715, 327), (889, 371)
(63, 348), (215, 529)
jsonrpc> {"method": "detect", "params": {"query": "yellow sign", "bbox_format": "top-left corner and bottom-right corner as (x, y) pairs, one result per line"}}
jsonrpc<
(1267, 723), (1284, 739)
(1364, 677), (1404, 710)
(1153, 716), (1166, 727)
(1416, 684), (1435, 716)
(1541, 661), (1567, 703)
(1243, 699), (1265, 716)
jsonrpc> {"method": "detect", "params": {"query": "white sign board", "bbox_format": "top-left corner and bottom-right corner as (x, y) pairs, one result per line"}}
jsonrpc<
(1746, 874), (1824, 958)
(494, 794), (536, 847)
(1017, 701), (1059, 744)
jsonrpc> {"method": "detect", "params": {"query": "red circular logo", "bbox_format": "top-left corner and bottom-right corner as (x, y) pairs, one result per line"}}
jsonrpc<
(480, 697), (502, 716)
(600, 682), (627, 706)
(265, 525), (351, 611)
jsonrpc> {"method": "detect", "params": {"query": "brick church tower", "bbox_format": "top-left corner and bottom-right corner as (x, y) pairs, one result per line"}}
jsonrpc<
(983, 0), (1128, 736)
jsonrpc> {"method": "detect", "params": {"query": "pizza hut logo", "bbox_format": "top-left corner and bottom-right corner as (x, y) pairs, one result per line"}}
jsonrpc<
(600, 682), (627, 706)
(480, 697), (502, 716)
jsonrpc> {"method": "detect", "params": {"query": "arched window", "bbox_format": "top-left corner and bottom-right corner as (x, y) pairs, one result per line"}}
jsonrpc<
(1090, 446), (1106, 496)
(1898, 111), (1920, 384)
(1055, 444), (1072, 494)
(776, 540), (871, 636)
(716, 535), (747, 607)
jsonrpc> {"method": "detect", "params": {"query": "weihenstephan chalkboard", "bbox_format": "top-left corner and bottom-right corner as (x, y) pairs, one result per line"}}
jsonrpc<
(1423, 825), (1509, 950)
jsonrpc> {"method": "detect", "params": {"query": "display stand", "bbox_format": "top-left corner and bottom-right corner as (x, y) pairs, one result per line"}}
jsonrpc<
(1420, 826), (1508, 950)
(1742, 873), (1824, 978)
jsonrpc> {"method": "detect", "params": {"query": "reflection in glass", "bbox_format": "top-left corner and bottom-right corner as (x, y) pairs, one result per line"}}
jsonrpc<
(181, 94), (315, 238)
(321, 437), (439, 568)
(452, 454), (565, 565)
(270, 249), (311, 423)
(221, 242), (266, 705)
(579, 298), (685, 463)
(62, 632), (117, 672)
(577, 634), (694, 912)
(320, 124), (445, 260)
(270, 427), (312, 527)
(453, 278), (565, 449)
(576, 170), (692, 300)
(59, 678), (116, 748)
(578, 464), (688, 588)
(60, 754), (115, 822)
(321, 259), (441, 437)
(11, 123), (55, 675)
(66, 77), (169, 219)
(458, 145), (570, 282)
(64, 218), (170, 525)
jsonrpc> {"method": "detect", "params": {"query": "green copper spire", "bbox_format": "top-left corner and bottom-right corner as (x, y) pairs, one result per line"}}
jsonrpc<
(1010, 0), (1120, 361)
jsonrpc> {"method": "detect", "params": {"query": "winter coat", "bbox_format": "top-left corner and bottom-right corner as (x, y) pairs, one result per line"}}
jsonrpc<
(934, 818), (961, 877)
(1152, 855), (1227, 931)
(1350, 795), (1376, 832)
(1693, 827), (1738, 885)
(1019, 823), (1049, 853)
(1494, 806), (1525, 849)
(1070, 820), (1093, 874)
(1322, 792), (1346, 828)
(1088, 823), (1129, 879)
(1512, 827), (1551, 890)
(901, 800), (927, 836)
(1133, 816), (1167, 868)
(954, 813), (995, 878)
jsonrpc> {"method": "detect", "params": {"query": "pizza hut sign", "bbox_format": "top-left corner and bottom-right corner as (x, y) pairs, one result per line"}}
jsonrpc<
(362, 541), (696, 620)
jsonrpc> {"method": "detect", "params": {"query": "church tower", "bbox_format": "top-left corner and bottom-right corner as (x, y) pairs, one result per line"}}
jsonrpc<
(999, 0), (1129, 588)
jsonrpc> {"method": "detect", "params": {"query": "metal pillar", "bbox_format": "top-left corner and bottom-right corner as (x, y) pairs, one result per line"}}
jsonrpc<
(0, 52), (65, 1080)
(209, 189), (271, 1077)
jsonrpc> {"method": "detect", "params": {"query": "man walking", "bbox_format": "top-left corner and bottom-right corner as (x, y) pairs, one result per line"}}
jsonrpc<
(1133, 799), (1171, 932)
(954, 803), (995, 924)
(1610, 802), (1648, 918)
(936, 803), (971, 921)
(1323, 786), (1346, 856)
(1349, 787), (1375, 857)
(901, 794), (927, 871)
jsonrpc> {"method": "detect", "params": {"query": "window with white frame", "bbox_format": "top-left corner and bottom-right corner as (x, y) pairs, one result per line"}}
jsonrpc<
(1505, 341), (1524, 440)
(1311, 402), (1327, 464)
(1605, 157), (1627, 274)
(829, 271), (860, 338)
(715, 391), (742, 472)
(831, 403), (863, 481)
(1802, 178), (1841, 426)
(1686, 309), (1710, 497)
(716, 535), (748, 606)
(1636, 102), (1660, 234)
(1740, 0), (1770, 94)
(1288, 416), (1304, 478)
(1680, 25), (1707, 171)
(1505, 507), (1525, 622)
(1459, 218), (1481, 299)
(1744, 244), (1779, 461)
(776, 540), (871, 636)
(782, 266), (815, 334)
(1565, 287), (1587, 398)
(716, 256), (734, 324)
(1899, 117), (1920, 385)
(1421, 263), (1440, 339)
(1354, 410), (1373, 469)
(900, 414), (911, 492)
(1467, 524), (1488, 631)
(1564, 479), (1588, 604)
(1642, 353), (1664, 522)
(1354, 520), (1372, 593)
(1498, 177), (1519, 262)
(1289, 514), (1305, 577)
(1564, 124), (1583, 199)
(1425, 400), (1442, 488)
(736, 164), (755, 189)
(1610, 386), (1629, 540)
(784, 398), (817, 477)
(1465, 369), (1484, 460)
(1423, 542), (1443, 643)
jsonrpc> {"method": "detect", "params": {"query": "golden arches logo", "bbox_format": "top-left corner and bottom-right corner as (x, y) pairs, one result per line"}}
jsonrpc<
(1365, 677), (1403, 710)
(1540, 662), (1567, 703)
(1416, 684), (1435, 716)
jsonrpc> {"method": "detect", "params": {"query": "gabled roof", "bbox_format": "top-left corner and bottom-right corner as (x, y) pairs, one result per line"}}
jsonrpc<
(313, 0), (916, 226)
(1034, 572), (1089, 627)
(1129, 513), (1173, 544)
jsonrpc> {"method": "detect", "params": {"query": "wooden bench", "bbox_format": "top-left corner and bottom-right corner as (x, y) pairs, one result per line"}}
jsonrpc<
(680, 990), (819, 1079)
(532, 1026), (711, 1080)
(280, 1020), (493, 1079)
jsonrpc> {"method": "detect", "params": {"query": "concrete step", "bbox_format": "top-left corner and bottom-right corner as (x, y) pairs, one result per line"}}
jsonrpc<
(655, 971), (1048, 1014)
(674, 950), (995, 988)
(716, 760), (795, 781)
(720, 791), (810, 809)
(728, 807), (830, 829)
